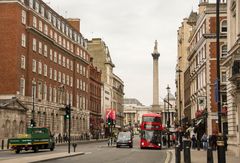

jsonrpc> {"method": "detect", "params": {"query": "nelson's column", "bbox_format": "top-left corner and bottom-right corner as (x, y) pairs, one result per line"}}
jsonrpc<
(151, 40), (161, 113)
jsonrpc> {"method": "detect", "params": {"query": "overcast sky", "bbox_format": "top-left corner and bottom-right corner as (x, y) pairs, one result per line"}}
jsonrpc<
(44, 0), (199, 106)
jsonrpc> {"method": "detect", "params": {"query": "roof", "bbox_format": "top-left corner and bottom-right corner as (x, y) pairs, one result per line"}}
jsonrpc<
(142, 113), (161, 117)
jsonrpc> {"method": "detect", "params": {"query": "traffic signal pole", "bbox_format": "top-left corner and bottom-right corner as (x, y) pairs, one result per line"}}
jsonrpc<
(68, 104), (71, 154)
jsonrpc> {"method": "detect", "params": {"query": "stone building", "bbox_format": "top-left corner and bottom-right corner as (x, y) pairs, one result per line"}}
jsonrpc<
(0, 0), (92, 140)
(223, 0), (240, 157)
(176, 16), (194, 126)
(87, 38), (124, 132)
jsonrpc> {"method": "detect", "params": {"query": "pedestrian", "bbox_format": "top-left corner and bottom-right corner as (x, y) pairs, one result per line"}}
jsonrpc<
(162, 135), (167, 146)
(201, 133), (208, 150)
(212, 134), (217, 150)
(191, 134), (197, 149)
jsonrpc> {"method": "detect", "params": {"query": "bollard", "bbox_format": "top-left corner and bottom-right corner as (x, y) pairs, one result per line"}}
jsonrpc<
(175, 145), (181, 163)
(72, 143), (77, 152)
(217, 134), (226, 163)
(1, 140), (4, 150)
(207, 146), (213, 163)
(7, 139), (9, 149)
(197, 140), (200, 151)
(183, 140), (191, 163)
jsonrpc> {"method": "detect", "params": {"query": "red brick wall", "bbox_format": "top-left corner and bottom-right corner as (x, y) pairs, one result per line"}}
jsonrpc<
(0, 3), (22, 94)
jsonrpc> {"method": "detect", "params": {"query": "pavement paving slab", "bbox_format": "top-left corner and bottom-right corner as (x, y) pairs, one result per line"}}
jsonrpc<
(0, 152), (84, 163)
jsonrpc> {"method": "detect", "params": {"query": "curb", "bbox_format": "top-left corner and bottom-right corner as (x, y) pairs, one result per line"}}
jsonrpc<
(29, 152), (85, 163)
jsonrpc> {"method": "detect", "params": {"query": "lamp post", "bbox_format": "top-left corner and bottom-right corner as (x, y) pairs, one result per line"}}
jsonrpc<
(31, 82), (36, 127)
(216, 0), (226, 162)
(176, 69), (182, 149)
(166, 85), (170, 148)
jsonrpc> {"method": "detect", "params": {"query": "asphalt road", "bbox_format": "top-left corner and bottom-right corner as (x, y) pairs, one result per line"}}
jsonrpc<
(0, 136), (168, 163)
(45, 136), (167, 163)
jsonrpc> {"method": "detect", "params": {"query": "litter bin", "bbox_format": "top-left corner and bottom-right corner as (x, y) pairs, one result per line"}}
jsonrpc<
(183, 140), (191, 163)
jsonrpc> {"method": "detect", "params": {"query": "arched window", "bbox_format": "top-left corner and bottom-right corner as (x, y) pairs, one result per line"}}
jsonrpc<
(221, 45), (228, 58)
(221, 20), (227, 33)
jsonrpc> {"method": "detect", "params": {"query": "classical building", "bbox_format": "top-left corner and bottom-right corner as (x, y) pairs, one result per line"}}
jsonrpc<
(123, 98), (151, 134)
(87, 38), (124, 132)
(162, 88), (176, 132)
(0, 0), (91, 140)
(223, 0), (240, 157)
(89, 58), (102, 138)
(182, 0), (227, 140)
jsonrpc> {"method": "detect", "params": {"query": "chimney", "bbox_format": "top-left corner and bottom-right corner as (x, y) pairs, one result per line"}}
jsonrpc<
(67, 18), (80, 33)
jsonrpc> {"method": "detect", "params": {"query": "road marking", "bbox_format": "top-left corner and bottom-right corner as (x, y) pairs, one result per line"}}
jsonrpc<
(85, 152), (92, 155)
(164, 150), (172, 163)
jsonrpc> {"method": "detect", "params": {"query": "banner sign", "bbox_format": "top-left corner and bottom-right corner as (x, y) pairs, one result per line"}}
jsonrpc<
(106, 109), (116, 120)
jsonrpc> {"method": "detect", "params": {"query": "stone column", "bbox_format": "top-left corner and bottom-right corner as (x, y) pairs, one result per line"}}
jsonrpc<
(152, 40), (161, 113)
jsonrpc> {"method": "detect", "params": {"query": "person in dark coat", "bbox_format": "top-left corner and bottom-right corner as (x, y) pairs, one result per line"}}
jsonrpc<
(191, 134), (197, 149)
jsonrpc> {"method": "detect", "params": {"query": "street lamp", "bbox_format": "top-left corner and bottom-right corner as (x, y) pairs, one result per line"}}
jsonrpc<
(216, 0), (226, 162)
(166, 85), (170, 148)
(176, 68), (182, 149)
(31, 82), (36, 127)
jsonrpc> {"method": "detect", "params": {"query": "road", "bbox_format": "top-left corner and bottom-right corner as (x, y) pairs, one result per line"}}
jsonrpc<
(0, 136), (168, 163)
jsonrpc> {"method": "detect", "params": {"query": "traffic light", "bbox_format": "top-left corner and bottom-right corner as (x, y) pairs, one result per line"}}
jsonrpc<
(64, 104), (71, 120)
(30, 119), (36, 127)
(107, 117), (112, 126)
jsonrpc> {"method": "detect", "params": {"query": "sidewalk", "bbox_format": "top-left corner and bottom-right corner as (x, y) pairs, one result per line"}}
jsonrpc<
(170, 148), (240, 163)
(0, 152), (84, 163)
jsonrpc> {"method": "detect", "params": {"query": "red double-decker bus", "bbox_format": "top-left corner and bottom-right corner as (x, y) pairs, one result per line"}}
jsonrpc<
(140, 113), (163, 149)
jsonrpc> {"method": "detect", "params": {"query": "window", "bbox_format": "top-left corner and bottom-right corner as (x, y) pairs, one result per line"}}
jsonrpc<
(70, 77), (73, 87)
(29, 0), (33, 8)
(66, 59), (69, 69)
(20, 77), (25, 96)
(54, 70), (57, 81)
(44, 64), (47, 76)
(221, 71), (227, 83)
(58, 35), (62, 45)
(21, 33), (26, 47)
(221, 20), (227, 33)
(21, 55), (25, 69)
(61, 22), (65, 33)
(38, 81), (42, 99)
(62, 73), (65, 84)
(54, 32), (57, 42)
(33, 16), (37, 28)
(70, 61), (73, 71)
(49, 85), (52, 102)
(53, 87), (56, 102)
(77, 79), (79, 89)
(54, 51), (57, 63)
(38, 61), (42, 74)
(58, 71), (61, 82)
(21, 10), (26, 24)
(44, 24), (48, 35)
(41, 6), (45, 17)
(221, 45), (227, 58)
(32, 59), (36, 72)
(58, 54), (62, 65)
(35, 1), (39, 13)
(43, 83), (47, 100)
(49, 49), (53, 61)
(33, 38), (37, 51)
(44, 45), (48, 57)
(62, 56), (66, 67)
(76, 64), (79, 73)
(52, 16), (56, 27)
(39, 20), (42, 31)
(49, 68), (52, 79)
(48, 11), (52, 22)
(57, 19), (61, 30)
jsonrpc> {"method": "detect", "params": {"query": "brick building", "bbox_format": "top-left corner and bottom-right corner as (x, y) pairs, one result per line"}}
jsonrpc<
(89, 58), (102, 138)
(0, 0), (100, 140)
(179, 0), (227, 139)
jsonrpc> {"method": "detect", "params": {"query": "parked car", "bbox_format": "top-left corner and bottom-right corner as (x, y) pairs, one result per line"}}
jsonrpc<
(116, 131), (133, 148)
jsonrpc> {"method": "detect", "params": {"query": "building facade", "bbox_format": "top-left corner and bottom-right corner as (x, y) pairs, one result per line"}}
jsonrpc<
(180, 1), (227, 140)
(87, 38), (124, 132)
(0, 0), (91, 140)
(89, 58), (102, 138)
(223, 0), (240, 157)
